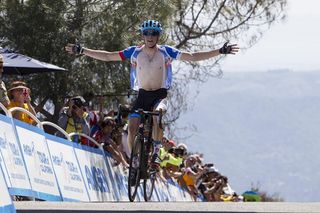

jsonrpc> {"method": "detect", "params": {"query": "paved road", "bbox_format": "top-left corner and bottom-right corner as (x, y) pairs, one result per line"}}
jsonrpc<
(14, 201), (320, 213)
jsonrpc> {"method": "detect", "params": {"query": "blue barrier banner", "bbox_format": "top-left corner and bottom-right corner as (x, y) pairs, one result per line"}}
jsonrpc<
(0, 114), (194, 203)
(166, 180), (178, 201)
(102, 154), (121, 201)
(73, 143), (116, 201)
(166, 179), (192, 201)
(45, 134), (90, 201)
(0, 114), (33, 197)
(0, 137), (10, 187)
(178, 183), (193, 201)
(156, 179), (171, 202)
(14, 120), (61, 201)
(0, 164), (16, 213)
(110, 165), (129, 201)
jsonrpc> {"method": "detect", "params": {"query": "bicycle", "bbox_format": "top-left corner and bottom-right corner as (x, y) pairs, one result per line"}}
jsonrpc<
(117, 105), (163, 202)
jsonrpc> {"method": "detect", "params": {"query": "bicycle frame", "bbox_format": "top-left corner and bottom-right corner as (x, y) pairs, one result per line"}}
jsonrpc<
(117, 105), (162, 202)
(137, 112), (154, 178)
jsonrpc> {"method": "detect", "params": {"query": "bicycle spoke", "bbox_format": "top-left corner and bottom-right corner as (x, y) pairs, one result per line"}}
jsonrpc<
(143, 142), (157, 202)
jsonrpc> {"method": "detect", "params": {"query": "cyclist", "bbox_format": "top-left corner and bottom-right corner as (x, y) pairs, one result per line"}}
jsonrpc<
(65, 19), (239, 172)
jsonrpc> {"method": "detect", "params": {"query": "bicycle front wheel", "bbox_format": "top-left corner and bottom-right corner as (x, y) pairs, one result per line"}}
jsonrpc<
(128, 134), (143, 202)
(143, 142), (156, 201)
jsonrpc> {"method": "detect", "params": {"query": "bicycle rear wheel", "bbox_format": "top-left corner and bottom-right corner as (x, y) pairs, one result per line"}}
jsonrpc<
(128, 134), (143, 202)
(143, 142), (156, 201)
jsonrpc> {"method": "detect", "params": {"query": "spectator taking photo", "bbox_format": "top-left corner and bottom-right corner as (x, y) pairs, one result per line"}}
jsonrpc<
(57, 96), (90, 142)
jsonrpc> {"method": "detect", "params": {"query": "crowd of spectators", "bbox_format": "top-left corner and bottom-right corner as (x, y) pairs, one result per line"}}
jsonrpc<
(157, 137), (241, 201)
(0, 53), (241, 202)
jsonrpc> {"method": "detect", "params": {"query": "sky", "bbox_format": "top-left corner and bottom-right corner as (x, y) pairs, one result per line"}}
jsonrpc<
(221, 0), (320, 72)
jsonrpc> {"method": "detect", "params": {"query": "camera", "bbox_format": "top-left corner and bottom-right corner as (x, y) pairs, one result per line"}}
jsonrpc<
(71, 97), (85, 108)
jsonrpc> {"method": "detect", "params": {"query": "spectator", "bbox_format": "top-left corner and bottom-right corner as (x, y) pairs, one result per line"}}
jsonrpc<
(93, 116), (129, 168)
(0, 55), (10, 107)
(7, 81), (36, 125)
(203, 174), (228, 201)
(161, 137), (176, 151)
(88, 110), (101, 137)
(180, 154), (209, 201)
(57, 96), (90, 142)
(160, 140), (181, 169)
(111, 119), (129, 162)
(196, 169), (220, 201)
(160, 140), (187, 180)
(117, 104), (131, 160)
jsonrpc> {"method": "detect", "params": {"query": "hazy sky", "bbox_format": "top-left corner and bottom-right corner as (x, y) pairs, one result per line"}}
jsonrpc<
(221, 0), (320, 72)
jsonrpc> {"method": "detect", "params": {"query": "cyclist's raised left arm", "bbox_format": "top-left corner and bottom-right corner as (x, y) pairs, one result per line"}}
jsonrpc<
(179, 49), (220, 62)
(178, 42), (239, 62)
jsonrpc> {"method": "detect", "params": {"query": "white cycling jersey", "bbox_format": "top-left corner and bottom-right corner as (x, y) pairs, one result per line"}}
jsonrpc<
(119, 45), (182, 91)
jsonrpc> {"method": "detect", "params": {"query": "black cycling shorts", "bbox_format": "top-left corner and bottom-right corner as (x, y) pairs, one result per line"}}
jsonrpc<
(129, 88), (167, 119)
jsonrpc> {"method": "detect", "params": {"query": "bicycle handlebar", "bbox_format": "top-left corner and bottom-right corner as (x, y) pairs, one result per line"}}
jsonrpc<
(117, 105), (163, 129)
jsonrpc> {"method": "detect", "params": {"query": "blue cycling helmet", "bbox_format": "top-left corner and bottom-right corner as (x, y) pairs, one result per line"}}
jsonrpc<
(140, 20), (162, 33)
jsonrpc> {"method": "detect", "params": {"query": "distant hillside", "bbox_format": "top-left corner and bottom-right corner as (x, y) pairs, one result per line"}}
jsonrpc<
(175, 71), (320, 202)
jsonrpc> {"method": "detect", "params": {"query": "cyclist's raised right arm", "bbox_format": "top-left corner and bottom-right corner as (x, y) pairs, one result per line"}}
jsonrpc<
(82, 48), (122, 61)
(65, 44), (136, 62)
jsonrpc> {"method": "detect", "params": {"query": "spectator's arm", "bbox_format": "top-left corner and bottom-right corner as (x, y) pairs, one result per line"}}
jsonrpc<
(26, 102), (36, 117)
(57, 112), (68, 131)
(168, 170), (183, 178)
(185, 167), (198, 178)
(81, 118), (90, 135)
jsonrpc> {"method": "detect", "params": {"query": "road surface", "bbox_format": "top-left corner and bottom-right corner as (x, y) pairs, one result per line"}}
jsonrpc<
(14, 201), (320, 213)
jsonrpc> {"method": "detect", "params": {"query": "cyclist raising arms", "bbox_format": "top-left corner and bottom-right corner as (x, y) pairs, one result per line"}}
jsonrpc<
(65, 20), (239, 170)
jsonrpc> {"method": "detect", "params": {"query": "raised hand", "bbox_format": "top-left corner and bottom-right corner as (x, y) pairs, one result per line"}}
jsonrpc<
(65, 43), (84, 55)
(219, 41), (239, 55)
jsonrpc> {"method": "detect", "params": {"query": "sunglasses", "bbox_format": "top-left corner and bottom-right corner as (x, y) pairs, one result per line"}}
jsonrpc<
(143, 31), (160, 36)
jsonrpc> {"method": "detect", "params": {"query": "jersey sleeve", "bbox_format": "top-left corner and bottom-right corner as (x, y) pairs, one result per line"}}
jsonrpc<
(119, 46), (136, 61)
(163, 45), (182, 60)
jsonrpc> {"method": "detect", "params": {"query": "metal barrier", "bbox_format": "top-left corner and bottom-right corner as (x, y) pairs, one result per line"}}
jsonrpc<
(42, 121), (71, 141)
(8, 107), (43, 129)
(0, 108), (193, 202)
(68, 132), (103, 150)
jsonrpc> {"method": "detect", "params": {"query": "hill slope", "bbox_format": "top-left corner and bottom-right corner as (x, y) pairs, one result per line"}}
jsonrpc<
(176, 71), (320, 202)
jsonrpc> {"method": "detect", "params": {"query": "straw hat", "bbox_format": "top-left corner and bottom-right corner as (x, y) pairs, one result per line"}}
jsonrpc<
(8, 85), (29, 92)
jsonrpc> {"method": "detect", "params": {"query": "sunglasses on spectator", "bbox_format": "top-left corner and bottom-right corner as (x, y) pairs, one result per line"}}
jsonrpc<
(143, 31), (160, 36)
